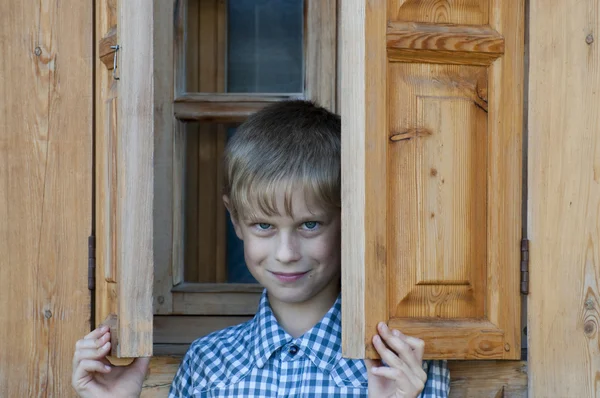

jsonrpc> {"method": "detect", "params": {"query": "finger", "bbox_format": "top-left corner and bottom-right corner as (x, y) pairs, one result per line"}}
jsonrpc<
(370, 366), (424, 395)
(393, 329), (426, 363)
(74, 343), (112, 364)
(377, 323), (422, 371)
(73, 359), (112, 385)
(78, 359), (112, 377)
(372, 334), (413, 377)
(75, 331), (110, 351)
(405, 336), (425, 363)
(83, 325), (109, 340)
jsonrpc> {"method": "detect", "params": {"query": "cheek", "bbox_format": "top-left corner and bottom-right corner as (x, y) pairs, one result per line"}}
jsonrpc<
(310, 230), (341, 265)
(242, 235), (270, 266)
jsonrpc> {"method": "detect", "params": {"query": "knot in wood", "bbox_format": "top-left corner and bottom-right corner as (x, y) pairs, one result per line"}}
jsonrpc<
(585, 298), (595, 310)
(504, 343), (510, 351)
(34, 47), (42, 56)
(586, 34), (594, 45)
(44, 310), (52, 319)
(584, 320), (595, 336)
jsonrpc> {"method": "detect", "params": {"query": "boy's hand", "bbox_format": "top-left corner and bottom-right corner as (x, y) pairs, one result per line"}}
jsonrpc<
(72, 326), (150, 398)
(366, 322), (427, 398)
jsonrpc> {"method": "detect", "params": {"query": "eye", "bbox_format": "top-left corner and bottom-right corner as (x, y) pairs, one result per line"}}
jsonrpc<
(257, 223), (272, 230)
(302, 221), (320, 230)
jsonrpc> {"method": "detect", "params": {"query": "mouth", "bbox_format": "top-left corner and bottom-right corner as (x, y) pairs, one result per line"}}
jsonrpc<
(270, 271), (309, 283)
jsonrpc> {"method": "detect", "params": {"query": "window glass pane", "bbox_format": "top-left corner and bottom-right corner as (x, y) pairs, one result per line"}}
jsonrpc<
(227, 0), (304, 93)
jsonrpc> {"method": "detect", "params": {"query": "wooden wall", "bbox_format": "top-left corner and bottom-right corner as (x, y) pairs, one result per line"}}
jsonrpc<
(0, 1), (92, 397)
(528, 0), (600, 397)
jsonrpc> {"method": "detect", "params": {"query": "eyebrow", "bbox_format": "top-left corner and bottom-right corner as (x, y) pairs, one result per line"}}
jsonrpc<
(244, 212), (330, 224)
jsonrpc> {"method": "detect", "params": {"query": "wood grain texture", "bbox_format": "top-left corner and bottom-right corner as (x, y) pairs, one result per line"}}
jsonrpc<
(173, 291), (261, 315)
(528, 0), (600, 396)
(343, 0), (524, 360)
(388, 64), (487, 322)
(183, 0), (228, 284)
(448, 361), (527, 398)
(154, 315), (252, 344)
(0, 1), (92, 396)
(141, 356), (182, 397)
(486, 0), (525, 361)
(151, 0), (175, 315)
(115, 0), (167, 357)
(99, 26), (117, 70)
(387, 22), (504, 65)
(388, 0), (489, 25)
(175, 94), (298, 122)
(341, 0), (389, 359)
(95, 0), (119, 337)
(306, 0), (337, 111)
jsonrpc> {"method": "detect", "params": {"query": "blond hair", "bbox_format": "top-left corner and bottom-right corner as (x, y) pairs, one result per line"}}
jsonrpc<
(223, 100), (341, 220)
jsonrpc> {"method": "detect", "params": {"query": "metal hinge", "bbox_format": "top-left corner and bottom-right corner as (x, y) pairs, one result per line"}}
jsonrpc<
(520, 239), (529, 295)
(88, 235), (96, 291)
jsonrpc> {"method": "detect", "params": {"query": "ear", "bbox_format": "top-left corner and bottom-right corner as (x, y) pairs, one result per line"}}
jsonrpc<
(223, 195), (243, 240)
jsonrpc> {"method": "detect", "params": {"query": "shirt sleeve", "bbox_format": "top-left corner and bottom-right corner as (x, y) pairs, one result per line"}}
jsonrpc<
(168, 348), (197, 398)
(419, 360), (450, 398)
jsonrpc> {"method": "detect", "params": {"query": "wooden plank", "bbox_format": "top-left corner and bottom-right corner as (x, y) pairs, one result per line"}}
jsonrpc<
(174, 94), (299, 122)
(172, 291), (261, 315)
(0, 0), (92, 396)
(95, 0), (118, 336)
(528, 0), (600, 396)
(115, 0), (160, 357)
(387, 22), (504, 65)
(340, 0), (388, 359)
(171, 282), (263, 293)
(448, 361), (527, 398)
(183, 0), (201, 283)
(486, 0), (525, 361)
(154, 315), (252, 344)
(388, 0), (489, 25)
(141, 356), (182, 398)
(305, 0), (337, 111)
(151, 0), (175, 315)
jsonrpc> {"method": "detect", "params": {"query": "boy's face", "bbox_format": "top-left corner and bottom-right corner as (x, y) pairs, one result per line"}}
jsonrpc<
(226, 188), (341, 306)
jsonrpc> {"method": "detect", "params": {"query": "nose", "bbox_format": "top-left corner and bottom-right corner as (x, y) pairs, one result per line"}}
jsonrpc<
(275, 232), (301, 264)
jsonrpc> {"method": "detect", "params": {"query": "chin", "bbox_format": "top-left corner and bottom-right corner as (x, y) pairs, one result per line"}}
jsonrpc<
(267, 285), (316, 304)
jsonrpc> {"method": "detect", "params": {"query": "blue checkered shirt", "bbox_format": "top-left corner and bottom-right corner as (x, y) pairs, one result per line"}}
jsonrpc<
(169, 290), (450, 397)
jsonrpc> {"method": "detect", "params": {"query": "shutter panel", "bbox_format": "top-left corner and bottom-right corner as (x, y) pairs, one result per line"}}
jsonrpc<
(96, 0), (172, 358)
(341, 0), (524, 360)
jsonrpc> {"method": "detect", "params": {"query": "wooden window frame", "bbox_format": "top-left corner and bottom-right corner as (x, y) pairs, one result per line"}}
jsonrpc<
(152, 0), (338, 327)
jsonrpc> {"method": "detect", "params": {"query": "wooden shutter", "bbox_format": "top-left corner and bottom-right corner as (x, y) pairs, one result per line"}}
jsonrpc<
(96, 0), (174, 358)
(341, 0), (524, 360)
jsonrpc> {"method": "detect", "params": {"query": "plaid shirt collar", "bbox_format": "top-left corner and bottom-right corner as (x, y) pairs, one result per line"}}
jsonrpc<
(250, 290), (342, 373)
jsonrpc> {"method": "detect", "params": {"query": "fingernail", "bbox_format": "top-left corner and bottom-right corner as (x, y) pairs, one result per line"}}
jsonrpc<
(105, 365), (111, 371)
(393, 329), (400, 336)
(373, 335), (381, 343)
(103, 342), (110, 349)
(371, 366), (379, 373)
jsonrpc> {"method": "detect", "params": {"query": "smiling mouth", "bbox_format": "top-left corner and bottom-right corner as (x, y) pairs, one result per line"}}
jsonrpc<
(270, 271), (309, 282)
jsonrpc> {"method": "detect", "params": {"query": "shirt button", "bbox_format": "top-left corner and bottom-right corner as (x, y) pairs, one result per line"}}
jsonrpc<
(288, 345), (299, 355)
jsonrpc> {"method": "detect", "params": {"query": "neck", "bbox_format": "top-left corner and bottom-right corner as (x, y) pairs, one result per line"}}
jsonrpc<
(268, 279), (341, 338)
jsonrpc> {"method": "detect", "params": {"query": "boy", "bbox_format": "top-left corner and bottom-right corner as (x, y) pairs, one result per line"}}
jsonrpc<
(72, 100), (450, 397)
